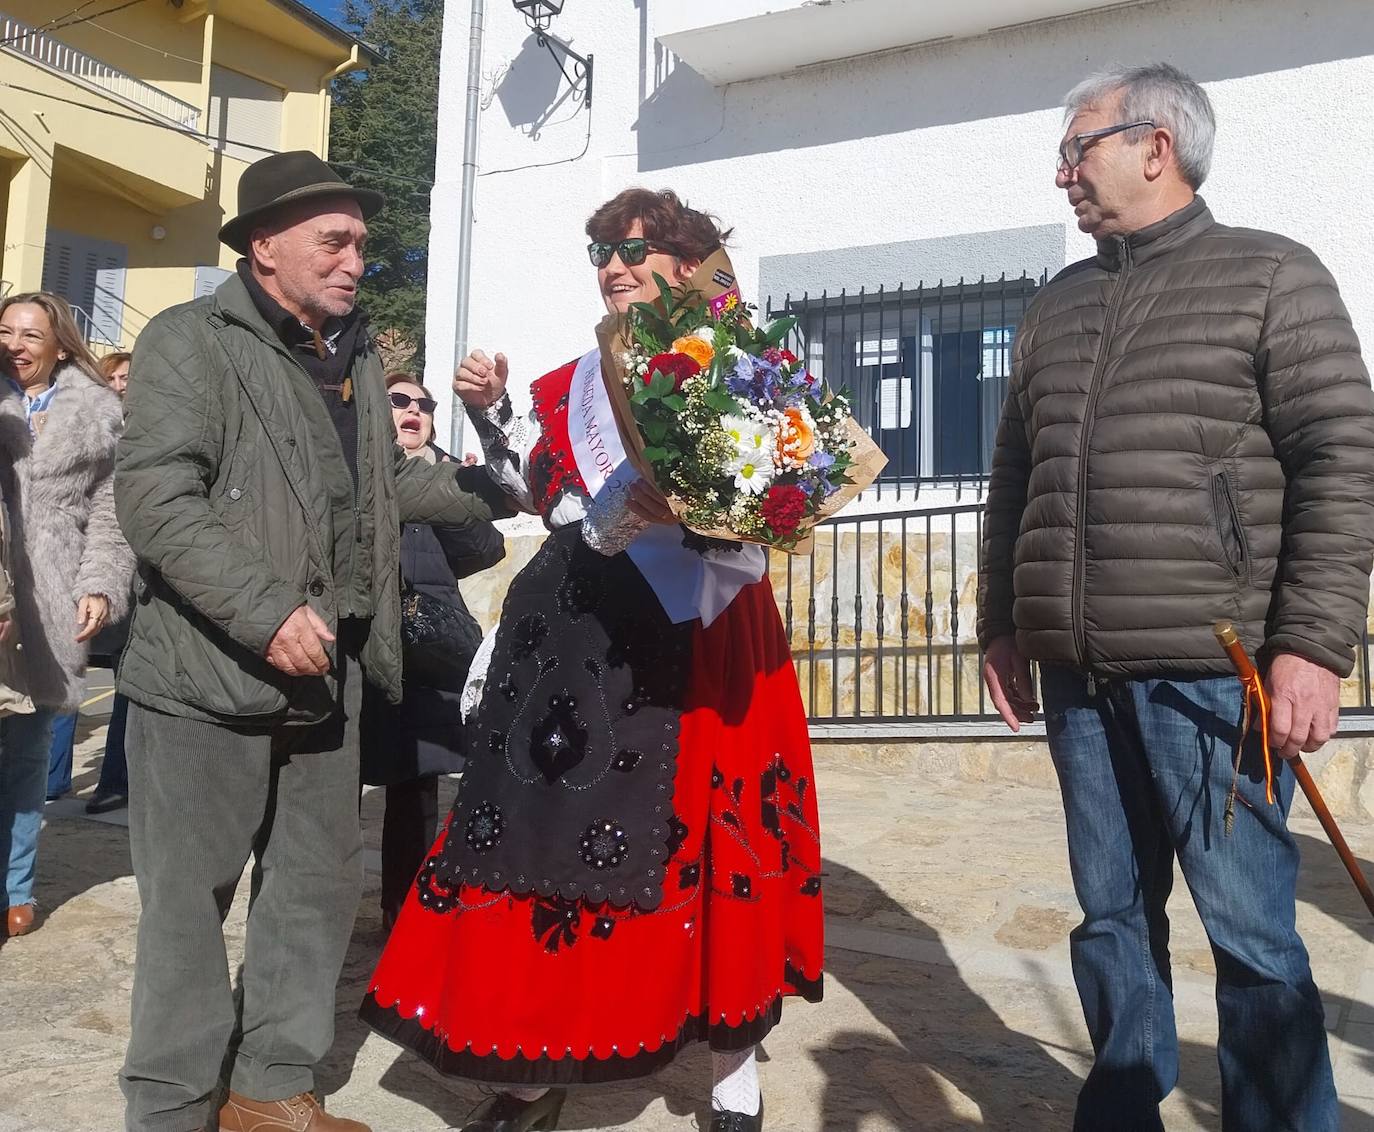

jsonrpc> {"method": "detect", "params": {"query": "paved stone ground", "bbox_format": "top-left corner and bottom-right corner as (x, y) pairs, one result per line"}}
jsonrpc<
(4, 695), (1374, 1131)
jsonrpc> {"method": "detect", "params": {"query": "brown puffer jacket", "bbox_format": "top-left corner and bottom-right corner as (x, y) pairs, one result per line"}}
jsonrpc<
(977, 197), (1374, 678)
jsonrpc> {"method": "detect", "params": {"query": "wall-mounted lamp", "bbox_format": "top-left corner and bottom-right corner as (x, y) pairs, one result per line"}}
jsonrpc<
(512, 0), (564, 31)
(511, 0), (593, 109)
(150, 225), (167, 241)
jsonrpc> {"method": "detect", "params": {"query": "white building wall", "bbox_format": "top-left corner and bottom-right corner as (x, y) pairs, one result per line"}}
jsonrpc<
(427, 0), (1374, 462)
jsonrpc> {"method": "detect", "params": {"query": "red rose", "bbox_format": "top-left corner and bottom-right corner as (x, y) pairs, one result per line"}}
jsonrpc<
(646, 351), (701, 392)
(761, 483), (808, 536)
(780, 349), (798, 366)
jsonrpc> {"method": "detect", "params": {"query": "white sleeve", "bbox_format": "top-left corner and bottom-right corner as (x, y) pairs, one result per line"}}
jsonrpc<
(467, 394), (537, 513)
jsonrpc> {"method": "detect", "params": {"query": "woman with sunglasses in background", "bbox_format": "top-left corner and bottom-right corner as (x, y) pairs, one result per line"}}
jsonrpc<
(360, 190), (824, 1132)
(359, 373), (503, 932)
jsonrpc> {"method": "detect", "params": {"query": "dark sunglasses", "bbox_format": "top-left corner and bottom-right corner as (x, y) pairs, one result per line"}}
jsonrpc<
(389, 390), (436, 414)
(587, 237), (686, 268)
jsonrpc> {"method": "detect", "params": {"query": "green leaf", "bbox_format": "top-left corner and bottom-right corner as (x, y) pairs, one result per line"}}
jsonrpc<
(630, 384), (654, 405)
(662, 394), (687, 412)
(653, 271), (676, 312)
(643, 419), (669, 444)
(641, 445), (669, 464)
(648, 370), (673, 397)
(704, 388), (738, 414)
(762, 315), (797, 347)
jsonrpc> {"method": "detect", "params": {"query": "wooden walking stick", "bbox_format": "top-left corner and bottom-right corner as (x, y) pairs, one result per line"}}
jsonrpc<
(1214, 620), (1374, 919)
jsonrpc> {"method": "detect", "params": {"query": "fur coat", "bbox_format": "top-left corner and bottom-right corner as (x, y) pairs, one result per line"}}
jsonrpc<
(0, 363), (135, 710)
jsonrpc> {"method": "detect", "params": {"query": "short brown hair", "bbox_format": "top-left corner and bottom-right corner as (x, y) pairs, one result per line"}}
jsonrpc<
(98, 351), (132, 381)
(384, 371), (435, 400)
(586, 189), (730, 263)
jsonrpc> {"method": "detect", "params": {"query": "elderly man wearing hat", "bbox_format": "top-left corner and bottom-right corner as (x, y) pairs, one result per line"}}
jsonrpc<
(113, 152), (501, 1132)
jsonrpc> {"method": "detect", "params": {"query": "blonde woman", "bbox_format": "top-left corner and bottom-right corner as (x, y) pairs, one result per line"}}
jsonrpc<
(0, 292), (134, 936)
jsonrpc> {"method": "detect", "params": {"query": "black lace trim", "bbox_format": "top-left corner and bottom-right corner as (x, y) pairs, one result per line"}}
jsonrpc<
(680, 529), (746, 556)
(359, 964), (823, 1086)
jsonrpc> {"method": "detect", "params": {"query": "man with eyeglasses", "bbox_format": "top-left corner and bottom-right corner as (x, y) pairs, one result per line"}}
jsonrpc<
(978, 63), (1374, 1130)
(113, 151), (500, 1132)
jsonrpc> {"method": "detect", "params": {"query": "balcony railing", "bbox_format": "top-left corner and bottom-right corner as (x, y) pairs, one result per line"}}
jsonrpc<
(0, 12), (200, 131)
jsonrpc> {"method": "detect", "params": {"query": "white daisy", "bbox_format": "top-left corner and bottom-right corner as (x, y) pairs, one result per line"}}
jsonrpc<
(730, 454), (774, 495)
(720, 414), (769, 456)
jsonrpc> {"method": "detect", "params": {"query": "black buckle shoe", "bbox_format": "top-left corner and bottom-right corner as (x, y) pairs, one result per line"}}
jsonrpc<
(460, 1088), (566, 1131)
(710, 1096), (763, 1131)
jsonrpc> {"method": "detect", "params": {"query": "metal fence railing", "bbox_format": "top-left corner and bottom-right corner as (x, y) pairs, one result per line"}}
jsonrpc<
(771, 503), (987, 722)
(772, 502), (1374, 725)
(0, 12), (201, 131)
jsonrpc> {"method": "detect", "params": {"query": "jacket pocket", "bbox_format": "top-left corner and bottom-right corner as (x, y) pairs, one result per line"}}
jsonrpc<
(1209, 468), (1250, 583)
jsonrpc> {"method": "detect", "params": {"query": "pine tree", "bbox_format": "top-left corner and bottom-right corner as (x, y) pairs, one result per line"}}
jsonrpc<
(329, 0), (442, 372)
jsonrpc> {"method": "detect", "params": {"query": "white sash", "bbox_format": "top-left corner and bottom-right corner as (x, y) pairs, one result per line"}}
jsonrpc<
(567, 349), (766, 627)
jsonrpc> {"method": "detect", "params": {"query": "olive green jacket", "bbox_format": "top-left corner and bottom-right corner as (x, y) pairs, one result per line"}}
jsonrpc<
(115, 273), (493, 725)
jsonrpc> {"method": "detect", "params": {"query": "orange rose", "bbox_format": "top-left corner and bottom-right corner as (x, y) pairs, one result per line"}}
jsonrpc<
(777, 406), (816, 464)
(671, 334), (715, 368)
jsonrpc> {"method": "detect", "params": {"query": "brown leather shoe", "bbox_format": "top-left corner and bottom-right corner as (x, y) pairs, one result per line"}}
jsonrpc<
(5, 904), (35, 937)
(217, 1091), (370, 1132)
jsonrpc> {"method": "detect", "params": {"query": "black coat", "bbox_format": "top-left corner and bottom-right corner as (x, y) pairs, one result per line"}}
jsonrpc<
(360, 497), (504, 786)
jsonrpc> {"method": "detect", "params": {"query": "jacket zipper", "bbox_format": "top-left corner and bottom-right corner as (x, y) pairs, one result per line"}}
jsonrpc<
(1210, 468), (1247, 581)
(1072, 237), (1133, 679)
(219, 310), (355, 605)
(351, 346), (366, 617)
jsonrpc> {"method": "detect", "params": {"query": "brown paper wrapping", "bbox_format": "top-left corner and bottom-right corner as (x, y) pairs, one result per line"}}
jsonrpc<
(595, 250), (888, 555)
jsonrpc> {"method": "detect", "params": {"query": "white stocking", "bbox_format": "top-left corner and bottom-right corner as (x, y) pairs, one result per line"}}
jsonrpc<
(505, 1087), (549, 1102)
(711, 1046), (760, 1115)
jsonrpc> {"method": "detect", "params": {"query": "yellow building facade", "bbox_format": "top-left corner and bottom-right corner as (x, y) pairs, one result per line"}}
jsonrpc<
(0, 0), (371, 350)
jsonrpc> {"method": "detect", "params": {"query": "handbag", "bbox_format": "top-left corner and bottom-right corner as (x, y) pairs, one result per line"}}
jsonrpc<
(399, 587), (484, 693)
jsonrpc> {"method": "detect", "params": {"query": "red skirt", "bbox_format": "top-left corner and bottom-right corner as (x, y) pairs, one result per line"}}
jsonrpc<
(360, 579), (824, 1084)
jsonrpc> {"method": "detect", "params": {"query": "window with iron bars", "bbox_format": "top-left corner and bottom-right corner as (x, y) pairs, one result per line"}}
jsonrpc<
(768, 274), (1048, 497)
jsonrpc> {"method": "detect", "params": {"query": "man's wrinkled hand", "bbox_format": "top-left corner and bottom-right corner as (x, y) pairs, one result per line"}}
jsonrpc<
(266, 604), (335, 677)
(1266, 651), (1340, 760)
(983, 634), (1039, 732)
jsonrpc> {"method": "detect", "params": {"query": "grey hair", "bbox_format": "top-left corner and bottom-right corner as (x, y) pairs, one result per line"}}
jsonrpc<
(1064, 63), (1216, 189)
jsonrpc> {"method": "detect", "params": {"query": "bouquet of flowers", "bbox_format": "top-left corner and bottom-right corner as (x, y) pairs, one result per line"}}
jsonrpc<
(596, 251), (886, 553)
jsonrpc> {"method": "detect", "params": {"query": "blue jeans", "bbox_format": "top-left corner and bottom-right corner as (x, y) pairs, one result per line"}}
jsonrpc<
(1, 708), (57, 907)
(1041, 667), (1336, 1132)
(46, 711), (78, 798)
(96, 693), (130, 795)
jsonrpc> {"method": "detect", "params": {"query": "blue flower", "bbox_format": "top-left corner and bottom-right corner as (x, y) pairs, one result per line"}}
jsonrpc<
(726, 354), (788, 405)
(725, 355), (755, 396)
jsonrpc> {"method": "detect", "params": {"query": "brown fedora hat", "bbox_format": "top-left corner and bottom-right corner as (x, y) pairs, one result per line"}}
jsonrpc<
(218, 150), (385, 254)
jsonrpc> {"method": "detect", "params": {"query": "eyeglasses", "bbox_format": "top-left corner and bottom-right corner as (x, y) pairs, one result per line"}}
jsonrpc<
(587, 237), (687, 268)
(389, 390), (436, 414)
(1057, 120), (1156, 171)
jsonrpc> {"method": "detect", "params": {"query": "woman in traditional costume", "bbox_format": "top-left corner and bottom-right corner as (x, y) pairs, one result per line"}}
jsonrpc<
(360, 189), (823, 1132)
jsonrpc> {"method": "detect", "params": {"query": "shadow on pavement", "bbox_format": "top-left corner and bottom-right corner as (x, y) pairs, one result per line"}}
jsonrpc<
(1293, 829), (1374, 941)
(816, 856), (1083, 1129)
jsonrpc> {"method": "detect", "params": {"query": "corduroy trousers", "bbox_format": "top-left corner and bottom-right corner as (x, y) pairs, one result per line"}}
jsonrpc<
(120, 623), (367, 1132)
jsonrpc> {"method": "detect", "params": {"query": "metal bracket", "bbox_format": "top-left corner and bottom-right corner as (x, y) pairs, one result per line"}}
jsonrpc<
(535, 31), (593, 109)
